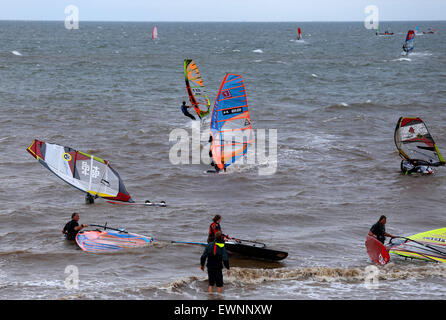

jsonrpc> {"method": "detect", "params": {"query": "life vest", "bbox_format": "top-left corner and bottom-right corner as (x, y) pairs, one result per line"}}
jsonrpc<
(208, 222), (221, 241)
(213, 242), (225, 255)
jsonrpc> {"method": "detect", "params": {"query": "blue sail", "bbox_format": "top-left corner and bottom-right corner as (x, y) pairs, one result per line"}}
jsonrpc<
(210, 74), (253, 170)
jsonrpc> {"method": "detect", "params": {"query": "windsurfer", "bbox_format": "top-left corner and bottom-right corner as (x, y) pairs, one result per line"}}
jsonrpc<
(85, 193), (95, 204)
(208, 144), (227, 173)
(400, 159), (433, 174)
(402, 43), (408, 53)
(200, 231), (230, 293)
(181, 101), (196, 120)
(368, 215), (396, 244)
(62, 212), (88, 240)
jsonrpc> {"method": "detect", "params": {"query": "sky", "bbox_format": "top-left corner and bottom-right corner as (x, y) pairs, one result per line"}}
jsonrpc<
(1, 0), (445, 22)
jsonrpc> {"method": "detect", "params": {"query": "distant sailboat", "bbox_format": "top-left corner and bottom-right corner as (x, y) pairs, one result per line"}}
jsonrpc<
(152, 25), (159, 40)
(297, 27), (302, 40)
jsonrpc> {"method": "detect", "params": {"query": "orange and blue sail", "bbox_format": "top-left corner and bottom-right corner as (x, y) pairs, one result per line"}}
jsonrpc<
(76, 230), (153, 253)
(210, 74), (253, 170)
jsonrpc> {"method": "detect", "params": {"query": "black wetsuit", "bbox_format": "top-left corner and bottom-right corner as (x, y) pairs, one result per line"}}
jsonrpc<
(200, 241), (230, 287)
(181, 105), (196, 120)
(370, 222), (386, 244)
(63, 220), (80, 240)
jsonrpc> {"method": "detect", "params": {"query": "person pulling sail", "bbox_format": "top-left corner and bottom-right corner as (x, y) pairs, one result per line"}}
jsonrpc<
(62, 212), (88, 240)
(368, 215), (396, 244)
(208, 136), (227, 173)
(400, 159), (433, 175)
(181, 101), (196, 121)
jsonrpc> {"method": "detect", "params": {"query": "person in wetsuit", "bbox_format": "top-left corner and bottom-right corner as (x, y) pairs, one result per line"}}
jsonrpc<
(62, 212), (88, 240)
(181, 101), (196, 121)
(368, 215), (396, 244)
(208, 138), (226, 173)
(400, 159), (433, 174)
(207, 215), (229, 243)
(200, 231), (230, 293)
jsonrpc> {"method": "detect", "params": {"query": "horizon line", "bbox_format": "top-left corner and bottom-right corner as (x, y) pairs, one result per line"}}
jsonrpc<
(0, 19), (445, 23)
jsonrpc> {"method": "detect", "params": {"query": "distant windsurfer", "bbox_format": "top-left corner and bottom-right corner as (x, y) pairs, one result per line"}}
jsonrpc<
(368, 215), (396, 244)
(400, 159), (433, 175)
(62, 212), (88, 240)
(402, 43), (409, 54)
(181, 101), (196, 121)
(200, 231), (230, 293)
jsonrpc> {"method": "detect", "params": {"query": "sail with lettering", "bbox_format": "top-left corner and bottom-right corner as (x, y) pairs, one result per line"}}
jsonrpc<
(27, 139), (133, 202)
(210, 74), (253, 171)
(184, 59), (211, 119)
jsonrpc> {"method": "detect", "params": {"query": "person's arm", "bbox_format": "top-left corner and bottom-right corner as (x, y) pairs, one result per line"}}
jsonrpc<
(74, 224), (87, 231)
(385, 232), (396, 239)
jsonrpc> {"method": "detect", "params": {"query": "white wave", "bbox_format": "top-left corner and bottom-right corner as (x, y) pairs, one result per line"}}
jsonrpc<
(311, 74), (318, 78)
(394, 57), (411, 62)
(253, 59), (262, 63)
(410, 52), (433, 57)
(11, 51), (22, 56)
(232, 49), (240, 52)
(252, 49), (263, 53)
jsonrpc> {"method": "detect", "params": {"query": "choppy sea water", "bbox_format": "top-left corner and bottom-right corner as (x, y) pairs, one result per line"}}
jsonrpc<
(1, 21), (446, 300)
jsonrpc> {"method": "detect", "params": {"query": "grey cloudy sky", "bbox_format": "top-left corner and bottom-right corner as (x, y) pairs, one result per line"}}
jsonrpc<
(1, 0), (445, 21)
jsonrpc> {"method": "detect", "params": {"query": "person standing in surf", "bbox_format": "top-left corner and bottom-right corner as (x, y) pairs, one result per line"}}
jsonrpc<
(200, 231), (230, 293)
(368, 215), (396, 244)
(180, 101), (196, 121)
(207, 215), (229, 243)
(62, 212), (88, 240)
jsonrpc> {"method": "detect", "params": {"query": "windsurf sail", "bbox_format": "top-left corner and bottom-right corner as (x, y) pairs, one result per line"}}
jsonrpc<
(27, 139), (133, 202)
(152, 25), (158, 40)
(366, 236), (390, 265)
(184, 59), (211, 119)
(388, 228), (446, 263)
(394, 117), (445, 166)
(297, 27), (302, 40)
(76, 229), (153, 253)
(403, 30), (415, 54)
(210, 73), (253, 171)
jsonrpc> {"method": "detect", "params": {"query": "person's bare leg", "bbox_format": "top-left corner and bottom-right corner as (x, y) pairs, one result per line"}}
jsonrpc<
(208, 286), (213, 293)
(217, 287), (223, 293)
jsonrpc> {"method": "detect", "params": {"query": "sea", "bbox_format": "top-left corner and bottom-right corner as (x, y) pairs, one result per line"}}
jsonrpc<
(1, 21), (446, 301)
